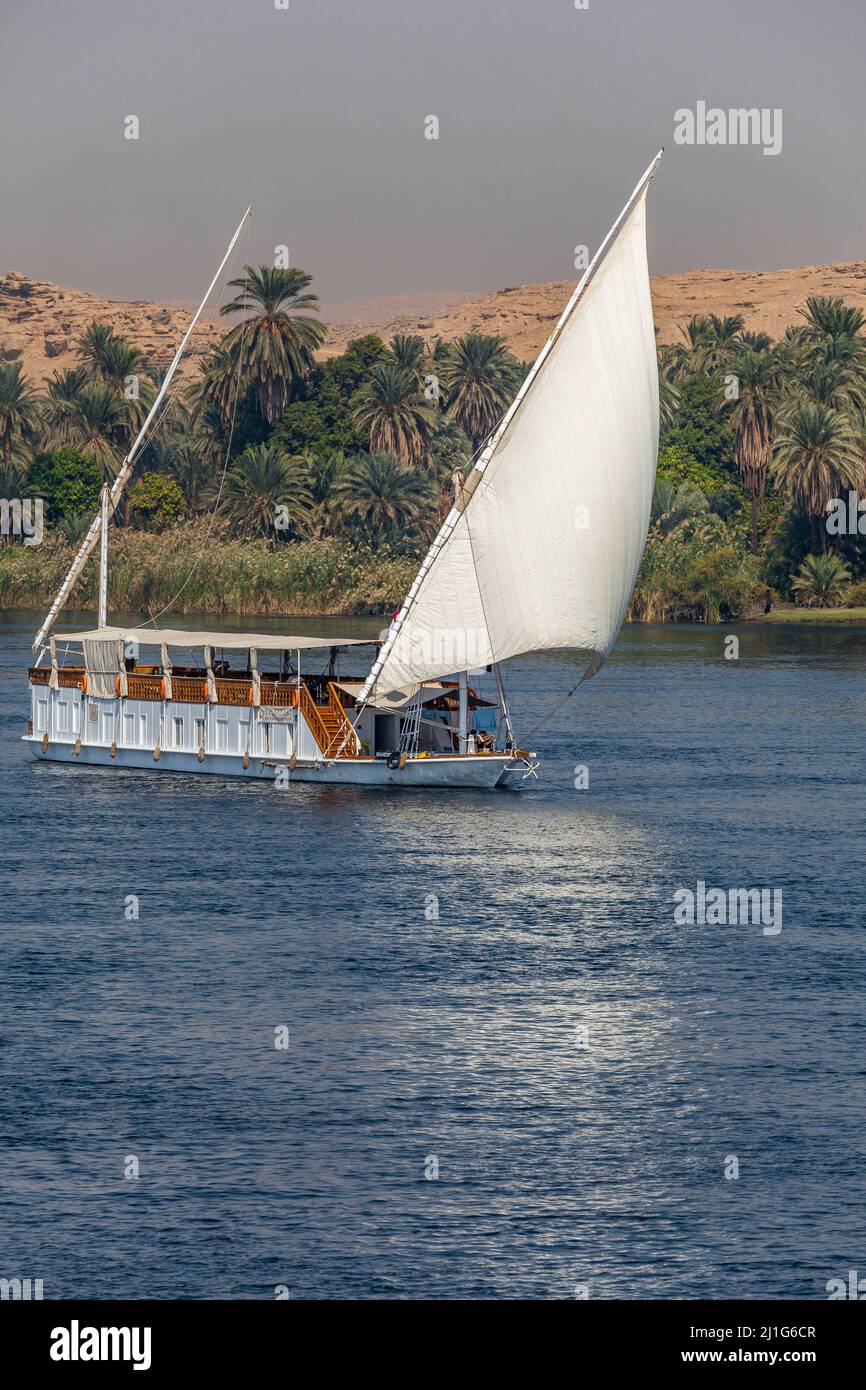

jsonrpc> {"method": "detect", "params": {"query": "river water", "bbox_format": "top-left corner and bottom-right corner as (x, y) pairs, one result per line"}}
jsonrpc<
(1, 611), (864, 1299)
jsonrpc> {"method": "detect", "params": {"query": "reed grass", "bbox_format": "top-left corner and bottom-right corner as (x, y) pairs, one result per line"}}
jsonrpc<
(0, 523), (418, 616)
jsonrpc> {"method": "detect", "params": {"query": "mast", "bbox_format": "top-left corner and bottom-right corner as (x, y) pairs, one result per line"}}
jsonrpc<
(32, 204), (252, 653)
(97, 485), (109, 628)
(358, 149), (663, 706)
(492, 663), (514, 748)
(457, 671), (468, 754)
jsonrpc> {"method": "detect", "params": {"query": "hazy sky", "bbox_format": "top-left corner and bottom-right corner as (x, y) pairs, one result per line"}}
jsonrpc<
(3, 0), (866, 308)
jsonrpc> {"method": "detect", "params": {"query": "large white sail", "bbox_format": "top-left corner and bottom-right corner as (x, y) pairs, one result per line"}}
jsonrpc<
(360, 152), (662, 701)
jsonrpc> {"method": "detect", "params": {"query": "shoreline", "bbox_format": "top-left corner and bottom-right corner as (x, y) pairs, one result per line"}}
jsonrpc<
(6, 602), (866, 629)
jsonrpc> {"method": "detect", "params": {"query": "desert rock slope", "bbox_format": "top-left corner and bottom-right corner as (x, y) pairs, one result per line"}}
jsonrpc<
(4, 262), (866, 384)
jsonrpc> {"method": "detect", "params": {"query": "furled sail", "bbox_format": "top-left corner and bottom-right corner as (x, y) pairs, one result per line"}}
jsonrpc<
(360, 151), (662, 702)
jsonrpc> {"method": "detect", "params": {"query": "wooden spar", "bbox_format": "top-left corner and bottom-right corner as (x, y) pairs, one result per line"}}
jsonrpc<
(32, 204), (252, 654)
(492, 662), (514, 747)
(97, 485), (109, 629)
(458, 671), (468, 754)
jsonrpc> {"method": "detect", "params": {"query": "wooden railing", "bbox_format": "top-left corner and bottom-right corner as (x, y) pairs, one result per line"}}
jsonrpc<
(29, 666), (85, 689)
(126, 672), (164, 701)
(172, 676), (208, 703)
(327, 681), (360, 757)
(296, 682), (360, 758)
(214, 677), (252, 706)
(259, 681), (296, 707)
(298, 682), (333, 753)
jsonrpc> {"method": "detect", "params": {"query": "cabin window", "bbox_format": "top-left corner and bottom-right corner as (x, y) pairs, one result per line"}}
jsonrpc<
(238, 719), (250, 753)
(36, 699), (48, 732)
(216, 719), (228, 752)
(194, 717), (206, 748)
(173, 717), (184, 748)
(139, 713), (147, 744)
(88, 700), (98, 723)
(100, 711), (113, 743)
(57, 701), (69, 734)
(124, 713), (135, 744)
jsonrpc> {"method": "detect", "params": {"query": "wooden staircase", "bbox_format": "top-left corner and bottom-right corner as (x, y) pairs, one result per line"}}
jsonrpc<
(299, 682), (360, 758)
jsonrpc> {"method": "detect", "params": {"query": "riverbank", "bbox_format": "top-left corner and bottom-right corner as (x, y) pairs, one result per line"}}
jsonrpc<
(0, 526), (417, 617)
(6, 530), (866, 623)
(761, 605), (866, 624)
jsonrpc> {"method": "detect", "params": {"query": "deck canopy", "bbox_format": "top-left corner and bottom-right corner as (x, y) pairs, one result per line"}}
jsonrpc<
(56, 625), (373, 651)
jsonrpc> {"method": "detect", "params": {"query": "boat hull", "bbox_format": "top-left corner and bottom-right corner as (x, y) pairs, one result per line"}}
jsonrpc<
(23, 736), (518, 789)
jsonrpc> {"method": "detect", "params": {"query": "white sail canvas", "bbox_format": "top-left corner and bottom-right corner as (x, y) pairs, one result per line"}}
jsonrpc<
(364, 160), (660, 699)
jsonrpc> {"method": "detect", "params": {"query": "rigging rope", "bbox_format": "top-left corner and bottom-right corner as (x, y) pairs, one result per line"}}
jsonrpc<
(522, 684), (579, 741)
(521, 655), (601, 741)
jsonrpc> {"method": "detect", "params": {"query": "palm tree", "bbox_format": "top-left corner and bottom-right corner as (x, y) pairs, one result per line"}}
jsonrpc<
(422, 417), (472, 483)
(665, 316), (714, 380)
(63, 383), (127, 481)
(76, 322), (117, 377)
(791, 552), (851, 607)
(220, 266), (326, 425)
(353, 362), (436, 464)
(221, 443), (313, 538)
(722, 347), (785, 551)
(74, 323), (156, 446)
(44, 367), (89, 442)
(799, 295), (866, 342)
(696, 314), (745, 374)
(651, 478), (708, 532)
(440, 333), (521, 451)
(187, 345), (242, 434)
(332, 452), (432, 541)
(97, 335), (144, 388)
(794, 357), (863, 412)
(657, 361), (680, 432)
(667, 313), (744, 378)
(97, 336), (154, 433)
(771, 400), (864, 552)
(796, 297), (866, 398)
(0, 457), (30, 501)
(740, 330), (773, 352)
(389, 334), (428, 387)
(166, 438), (216, 515)
(0, 361), (41, 464)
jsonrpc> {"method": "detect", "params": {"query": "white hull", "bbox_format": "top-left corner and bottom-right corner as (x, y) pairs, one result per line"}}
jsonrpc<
(24, 736), (518, 789)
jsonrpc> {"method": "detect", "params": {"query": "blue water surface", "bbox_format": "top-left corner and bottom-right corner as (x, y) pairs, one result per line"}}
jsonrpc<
(1, 612), (864, 1299)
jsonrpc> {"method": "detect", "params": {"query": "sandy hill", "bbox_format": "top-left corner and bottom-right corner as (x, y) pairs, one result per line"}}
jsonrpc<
(0, 273), (225, 386)
(322, 262), (866, 361)
(4, 261), (866, 385)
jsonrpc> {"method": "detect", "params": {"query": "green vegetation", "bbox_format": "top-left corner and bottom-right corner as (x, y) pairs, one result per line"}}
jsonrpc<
(0, 523), (416, 616)
(28, 448), (102, 521)
(0, 272), (522, 613)
(790, 551), (851, 606)
(127, 472), (186, 531)
(4, 267), (866, 621)
(649, 297), (866, 619)
(762, 605), (866, 624)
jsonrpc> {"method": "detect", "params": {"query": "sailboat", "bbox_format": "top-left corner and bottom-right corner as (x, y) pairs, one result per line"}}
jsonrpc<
(24, 151), (663, 789)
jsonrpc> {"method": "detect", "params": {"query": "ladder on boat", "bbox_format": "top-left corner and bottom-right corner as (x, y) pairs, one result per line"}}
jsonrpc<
(398, 692), (423, 757)
(299, 682), (360, 758)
